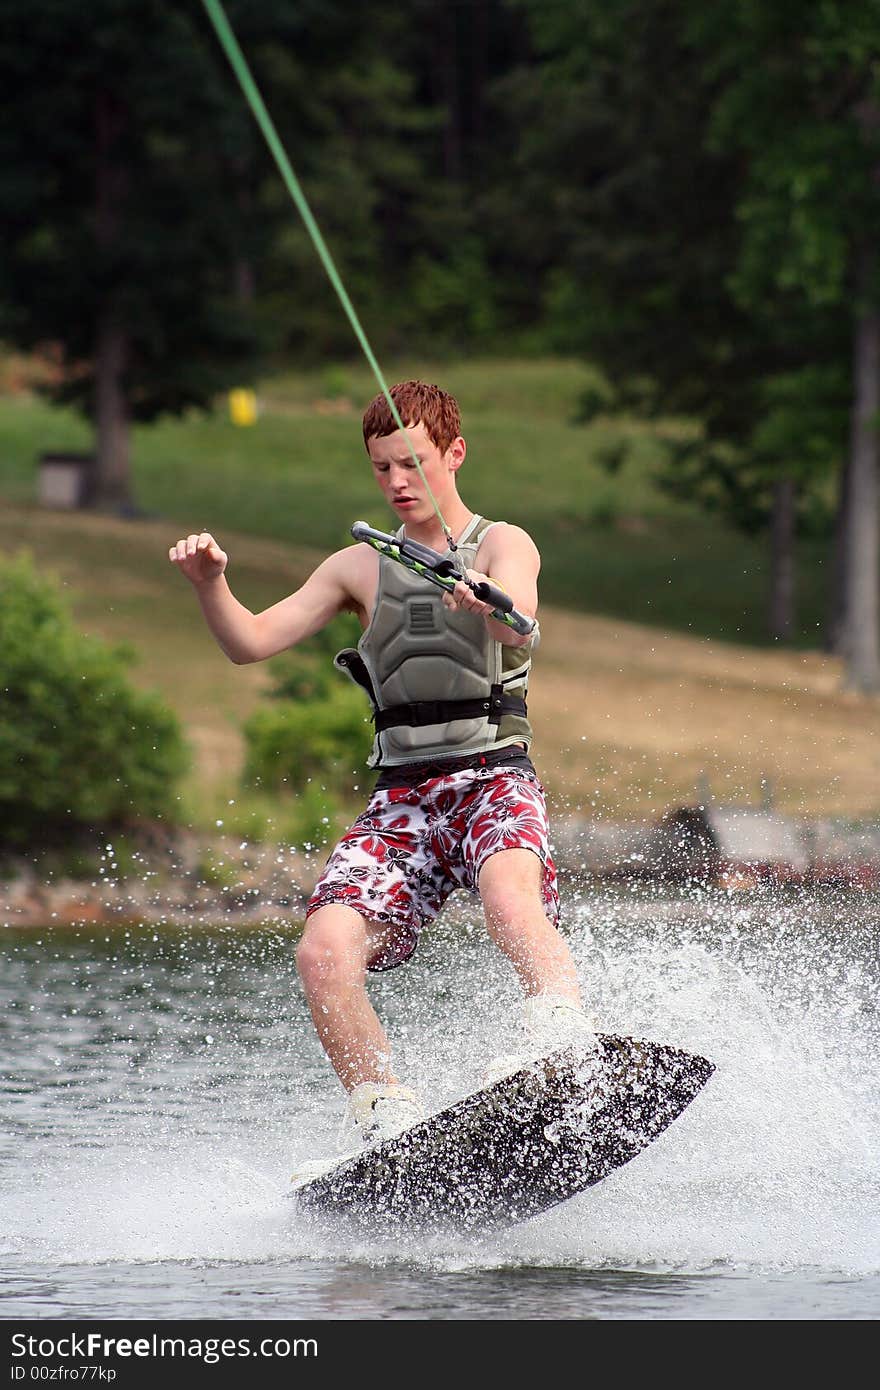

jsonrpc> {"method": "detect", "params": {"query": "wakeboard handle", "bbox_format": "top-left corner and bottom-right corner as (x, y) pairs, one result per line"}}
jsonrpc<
(351, 521), (536, 637)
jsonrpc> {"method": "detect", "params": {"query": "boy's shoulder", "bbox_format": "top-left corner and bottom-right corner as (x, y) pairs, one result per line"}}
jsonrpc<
(320, 539), (380, 574)
(477, 520), (540, 559)
(320, 536), (380, 600)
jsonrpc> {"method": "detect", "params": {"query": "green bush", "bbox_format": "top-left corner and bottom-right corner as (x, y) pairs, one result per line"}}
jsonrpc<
(242, 689), (372, 798)
(261, 613), (361, 702)
(242, 613), (372, 799)
(0, 552), (188, 845)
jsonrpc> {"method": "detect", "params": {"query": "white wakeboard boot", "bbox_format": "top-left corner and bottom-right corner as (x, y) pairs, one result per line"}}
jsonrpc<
(290, 1082), (425, 1190)
(482, 992), (600, 1089)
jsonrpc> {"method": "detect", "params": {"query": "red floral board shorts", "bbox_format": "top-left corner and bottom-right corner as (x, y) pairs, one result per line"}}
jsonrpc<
(305, 764), (560, 972)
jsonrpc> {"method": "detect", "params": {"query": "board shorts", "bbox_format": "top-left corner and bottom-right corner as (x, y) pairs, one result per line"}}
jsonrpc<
(304, 764), (560, 972)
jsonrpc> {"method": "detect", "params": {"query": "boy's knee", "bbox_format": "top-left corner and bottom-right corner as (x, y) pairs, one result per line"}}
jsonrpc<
(296, 913), (360, 989)
(482, 884), (524, 928)
(480, 864), (542, 924)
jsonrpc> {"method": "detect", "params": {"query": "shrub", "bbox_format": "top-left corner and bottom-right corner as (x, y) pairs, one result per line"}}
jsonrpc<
(261, 613), (361, 702)
(242, 691), (371, 798)
(0, 552), (188, 846)
(242, 612), (372, 799)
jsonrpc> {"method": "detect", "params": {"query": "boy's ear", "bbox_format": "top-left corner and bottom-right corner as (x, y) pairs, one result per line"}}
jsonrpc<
(447, 436), (466, 472)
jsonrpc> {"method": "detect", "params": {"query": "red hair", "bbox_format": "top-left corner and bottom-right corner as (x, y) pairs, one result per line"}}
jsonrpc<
(362, 381), (462, 454)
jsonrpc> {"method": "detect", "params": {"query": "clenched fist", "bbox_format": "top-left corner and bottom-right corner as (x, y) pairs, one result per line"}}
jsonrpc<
(168, 532), (228, 586)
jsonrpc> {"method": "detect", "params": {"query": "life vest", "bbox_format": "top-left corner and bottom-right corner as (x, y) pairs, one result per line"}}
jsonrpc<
(336, 515), (536, 768)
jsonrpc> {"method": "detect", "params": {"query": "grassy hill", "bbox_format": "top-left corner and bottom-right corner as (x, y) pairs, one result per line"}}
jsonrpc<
(1, 356), (874, 833)
(0, 501), (876, 833)
(0, 356), (831, 645)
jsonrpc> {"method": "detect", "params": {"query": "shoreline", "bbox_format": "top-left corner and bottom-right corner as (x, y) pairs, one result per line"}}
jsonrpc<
(3, 805), (879, 929)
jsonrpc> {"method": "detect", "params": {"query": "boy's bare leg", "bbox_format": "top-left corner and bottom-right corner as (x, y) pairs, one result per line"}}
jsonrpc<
(296, 903), (399, 1091)
(299, 854), (581, 1093)
(478, 848), (581, 1001)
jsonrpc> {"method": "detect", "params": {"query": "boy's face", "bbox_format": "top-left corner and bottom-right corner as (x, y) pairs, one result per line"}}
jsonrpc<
(367, 420), (464, 525)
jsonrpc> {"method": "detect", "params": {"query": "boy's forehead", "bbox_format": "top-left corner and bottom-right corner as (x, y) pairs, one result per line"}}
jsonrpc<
(367, 420), (432, 457)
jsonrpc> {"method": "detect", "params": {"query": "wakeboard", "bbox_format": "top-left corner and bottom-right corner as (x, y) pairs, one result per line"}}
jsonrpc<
(290, 1033), (714, 1236)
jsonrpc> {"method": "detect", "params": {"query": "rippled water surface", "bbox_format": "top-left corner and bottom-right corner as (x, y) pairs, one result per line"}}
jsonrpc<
(1, 885), (878, 1320)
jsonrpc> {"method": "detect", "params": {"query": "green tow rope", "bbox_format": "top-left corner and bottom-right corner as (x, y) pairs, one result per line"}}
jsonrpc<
(200, 0), (454, 548)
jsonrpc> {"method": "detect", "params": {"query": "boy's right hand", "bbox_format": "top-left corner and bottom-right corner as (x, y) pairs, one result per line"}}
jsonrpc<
(169, 532), (228, 586)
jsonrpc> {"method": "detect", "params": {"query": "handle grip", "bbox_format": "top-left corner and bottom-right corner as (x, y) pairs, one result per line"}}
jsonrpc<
(471, 579), (513, 613)
(471, 578), (535, 635)
(351, 521), (536, 636)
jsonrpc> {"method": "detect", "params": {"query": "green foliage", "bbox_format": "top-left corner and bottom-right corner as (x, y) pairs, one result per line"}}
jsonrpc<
(243, 612), (371, 797)
(195, 850), (241, 893)
(407, 239), (499, 351)
(695, 0), (880, 312)
(199, 786), (349, 855)
(489, 0), (873, 551)
(242, 690), (371, 798)
(0, 552), (188, 845)
(279, 781), (349, 856)
(0, 0), (534, 388)
(251, 32), (441, 357)
(261, 613), (361, 701)
(0, 0), (266, 424)
(654, 364), (848, 535)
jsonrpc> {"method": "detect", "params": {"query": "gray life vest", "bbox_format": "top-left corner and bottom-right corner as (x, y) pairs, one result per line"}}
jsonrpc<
(336, 514), (537, 768)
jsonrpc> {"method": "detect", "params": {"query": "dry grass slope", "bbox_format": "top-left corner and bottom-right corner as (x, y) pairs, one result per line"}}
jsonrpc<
(2, 502), (878, 825)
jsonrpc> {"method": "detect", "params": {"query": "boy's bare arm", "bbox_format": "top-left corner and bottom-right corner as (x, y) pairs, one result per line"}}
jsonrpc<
(169, 532), (365, 664)
(443, 523), (540, 648)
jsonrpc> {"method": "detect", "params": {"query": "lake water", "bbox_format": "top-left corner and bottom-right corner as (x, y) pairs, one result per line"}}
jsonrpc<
(1, 883), (878, 1326)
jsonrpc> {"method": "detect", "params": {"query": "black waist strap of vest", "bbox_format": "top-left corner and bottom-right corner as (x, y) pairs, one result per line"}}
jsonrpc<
(374, 685), (527, 732)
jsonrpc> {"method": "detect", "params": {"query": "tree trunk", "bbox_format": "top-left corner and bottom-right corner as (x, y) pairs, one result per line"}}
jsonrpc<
(840, 253), (880, 693)
(768, 475), (796, 642)
(232, 155), (256, 305)
(234, 257), (255, 305)
(470, 0), (489, 155)
(432, 4), (461, 181)
(94, 312), (132, 511)
(92, 85), (133, 512)
(826, 445), (852, 654)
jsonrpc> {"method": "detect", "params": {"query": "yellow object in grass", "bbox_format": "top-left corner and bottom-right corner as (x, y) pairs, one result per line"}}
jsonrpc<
(229, 388), (257, 426)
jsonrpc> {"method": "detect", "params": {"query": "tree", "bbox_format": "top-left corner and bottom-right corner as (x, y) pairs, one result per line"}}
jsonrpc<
(0, 552), (187, 845)
(0, 0), (499, 472)
(0, 0), (264, 510)
(487, 0), (876, 670)
(244, 0), (518, 358)
(696, 0), (880, 689)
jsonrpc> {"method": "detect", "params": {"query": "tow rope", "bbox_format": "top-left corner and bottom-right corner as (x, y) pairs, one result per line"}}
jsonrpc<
(200, 0), (456, 550)
(201, 0), (534, 630)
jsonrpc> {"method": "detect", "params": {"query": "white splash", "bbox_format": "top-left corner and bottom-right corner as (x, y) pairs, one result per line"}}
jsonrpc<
(1, 888), (877, 1283)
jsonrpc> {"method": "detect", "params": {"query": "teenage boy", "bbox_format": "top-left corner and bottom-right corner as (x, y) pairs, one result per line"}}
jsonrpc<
(170, 381), (595, 1175)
